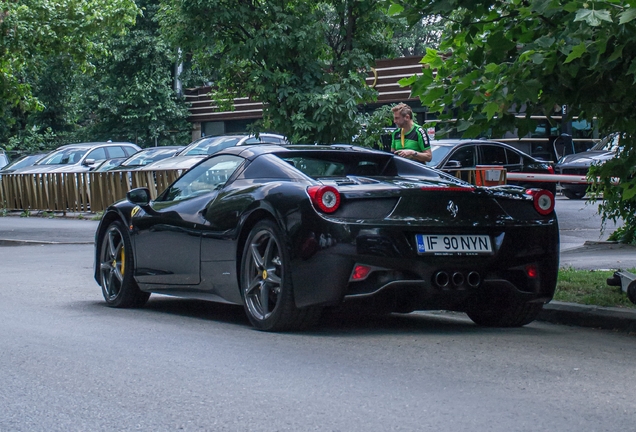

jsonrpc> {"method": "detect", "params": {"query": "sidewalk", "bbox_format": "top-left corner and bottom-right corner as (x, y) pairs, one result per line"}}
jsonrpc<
(540, 241), (636, 333)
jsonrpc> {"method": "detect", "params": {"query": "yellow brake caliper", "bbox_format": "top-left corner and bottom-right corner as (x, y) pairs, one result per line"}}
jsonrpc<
(120, 247), (125, 276)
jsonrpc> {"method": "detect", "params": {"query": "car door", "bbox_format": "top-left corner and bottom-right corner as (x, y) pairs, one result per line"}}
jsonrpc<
(84, 147), (107, 169)
(132, 154), (245, 286)
(478, 144), (507, 166)
(503, 148), (524, 173)
(442, 144), (477, 182)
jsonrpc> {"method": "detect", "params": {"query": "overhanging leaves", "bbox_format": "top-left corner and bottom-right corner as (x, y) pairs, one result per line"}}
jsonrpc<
(391, 0), (636, 240)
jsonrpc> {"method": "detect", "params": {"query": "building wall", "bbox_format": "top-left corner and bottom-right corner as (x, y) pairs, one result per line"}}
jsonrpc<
(184, 56), (425, 140)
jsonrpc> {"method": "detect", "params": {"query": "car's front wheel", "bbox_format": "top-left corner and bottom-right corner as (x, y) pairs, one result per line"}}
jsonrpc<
(240, 219), (321, 331)
(466, 300), (544, 327)
(99, 221), (150, 308)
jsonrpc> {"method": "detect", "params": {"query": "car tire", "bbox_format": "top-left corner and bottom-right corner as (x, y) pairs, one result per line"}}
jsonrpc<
(562, 189), (586, 200)
(240, 219), (321, 331)
(466, 300), (543, 327)
(98, 221), (150, 308)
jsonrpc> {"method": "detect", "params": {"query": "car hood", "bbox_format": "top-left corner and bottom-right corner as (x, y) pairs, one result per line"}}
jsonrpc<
(47, 164), (91, 173)
(139, 155), (205, 171)
(557, 150), (615, 167)
(9, 164), (69, 174)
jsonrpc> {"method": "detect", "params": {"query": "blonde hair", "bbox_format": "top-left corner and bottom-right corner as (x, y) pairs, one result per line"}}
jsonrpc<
(391, 103), (412, 120)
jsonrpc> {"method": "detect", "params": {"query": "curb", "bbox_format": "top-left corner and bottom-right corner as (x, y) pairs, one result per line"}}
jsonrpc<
(539, 301), (636, 334)
(0, 239), (94, 246)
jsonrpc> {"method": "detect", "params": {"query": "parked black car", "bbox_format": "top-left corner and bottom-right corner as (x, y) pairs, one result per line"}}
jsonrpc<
(94, 144), (558, 331)
(429, 139), (557, 194)
(554, 134), (619, 199)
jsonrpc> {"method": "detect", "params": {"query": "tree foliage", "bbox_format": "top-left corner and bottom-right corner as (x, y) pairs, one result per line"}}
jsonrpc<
(353, 105), (393, 149)
(75, 0), (192, 146)
(391, 0), (636, 240)
(159, 0), (396, 144)
(0, 0), (191, 152)
(391, 15), (443, 56)
(0, 0), (138, 112)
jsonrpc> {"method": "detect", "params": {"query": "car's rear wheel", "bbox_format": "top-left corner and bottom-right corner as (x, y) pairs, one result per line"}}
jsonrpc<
(240, 219), (321, 331)
(563, 189), (586, 199)
(99, 221), (150, 308)
(466, 300), (544, 327)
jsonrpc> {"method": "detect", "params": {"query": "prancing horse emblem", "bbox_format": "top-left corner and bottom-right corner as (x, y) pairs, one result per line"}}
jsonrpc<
(447, 200), (459, 218)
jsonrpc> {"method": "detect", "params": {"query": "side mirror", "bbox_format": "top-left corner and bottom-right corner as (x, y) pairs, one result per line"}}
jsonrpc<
(444, 160), (462, 169)
(83, 158), (96, 166)
(127, 187), (151, 206)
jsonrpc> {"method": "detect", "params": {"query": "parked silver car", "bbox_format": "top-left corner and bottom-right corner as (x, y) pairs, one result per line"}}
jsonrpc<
(140, 134), (286, 171)
(0, 153), (47, 174)
(0, 149), (9, 169)
(108, 146), (184, 171)
(12, 142), (141, 174)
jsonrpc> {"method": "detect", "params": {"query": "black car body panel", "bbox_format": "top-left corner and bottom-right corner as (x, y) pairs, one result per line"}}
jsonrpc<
(95, 144), (559, 328)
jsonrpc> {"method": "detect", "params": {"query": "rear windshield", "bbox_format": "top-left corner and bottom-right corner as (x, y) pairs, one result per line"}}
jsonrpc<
(277, 152), (393, 178)
(240, 150), (444, 181)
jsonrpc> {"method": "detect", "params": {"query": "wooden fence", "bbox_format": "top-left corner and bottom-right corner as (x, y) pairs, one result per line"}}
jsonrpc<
(0, 167), (512, 214)
(0, 170), (182, 213)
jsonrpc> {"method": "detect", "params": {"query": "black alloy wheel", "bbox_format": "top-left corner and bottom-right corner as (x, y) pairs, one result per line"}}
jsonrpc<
(99, 221), (150, 308)
(240, 219), (320, 331)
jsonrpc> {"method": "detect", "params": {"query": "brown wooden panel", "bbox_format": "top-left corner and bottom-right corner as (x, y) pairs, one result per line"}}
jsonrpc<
(185, 57), (425, 122)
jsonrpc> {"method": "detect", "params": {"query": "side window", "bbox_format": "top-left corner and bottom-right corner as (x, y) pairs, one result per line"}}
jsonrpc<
(158, 155), (244, 202)
(124, 146), (138, 156)
(446, 146), (476, 168)
(86, 148), (107, 162)
(107, 147), (127, 158)
(353, 161), (380, 176)
(480, 145), (507, 165)
(505, 148), (522, 165)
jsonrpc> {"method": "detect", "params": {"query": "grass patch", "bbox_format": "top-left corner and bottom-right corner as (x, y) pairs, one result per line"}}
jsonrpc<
(555, 267), (636, 309)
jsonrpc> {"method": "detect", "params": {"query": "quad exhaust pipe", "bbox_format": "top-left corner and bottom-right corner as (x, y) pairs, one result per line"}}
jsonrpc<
(433, 270), (481, 288)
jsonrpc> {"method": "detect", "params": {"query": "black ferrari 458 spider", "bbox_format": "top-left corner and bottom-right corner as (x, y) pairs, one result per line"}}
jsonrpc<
(94, 144), (559, 331)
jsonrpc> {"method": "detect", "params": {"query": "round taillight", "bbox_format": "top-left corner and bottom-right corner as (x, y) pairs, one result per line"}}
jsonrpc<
(307, 185), (341, 213)
(526, 189), (554, 216)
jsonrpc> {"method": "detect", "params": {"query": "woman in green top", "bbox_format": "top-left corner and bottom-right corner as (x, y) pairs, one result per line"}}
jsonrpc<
(390, 103), (432, 164)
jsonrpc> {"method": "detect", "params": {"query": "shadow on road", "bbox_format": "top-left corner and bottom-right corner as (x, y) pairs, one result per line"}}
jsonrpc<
(82, 296), (551, 337)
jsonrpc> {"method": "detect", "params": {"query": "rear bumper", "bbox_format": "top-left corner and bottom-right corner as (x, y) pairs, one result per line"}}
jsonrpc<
(291, 221), (559, 311)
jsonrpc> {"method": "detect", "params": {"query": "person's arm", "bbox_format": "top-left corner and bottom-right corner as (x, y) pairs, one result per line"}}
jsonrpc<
(395, 149), (431, 162)
(395, 127), (432, 162)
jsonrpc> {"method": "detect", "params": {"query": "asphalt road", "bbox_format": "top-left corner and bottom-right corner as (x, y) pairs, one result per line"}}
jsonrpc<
(555, 196), (619, 251)
(1, 244), (635, 432)
(1, 203), (636, 431)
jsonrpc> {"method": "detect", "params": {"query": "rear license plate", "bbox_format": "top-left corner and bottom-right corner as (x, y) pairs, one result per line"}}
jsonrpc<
(416, 234), (492, 255)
